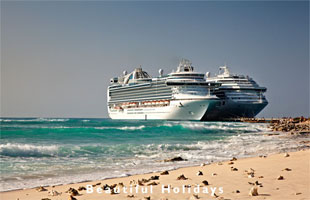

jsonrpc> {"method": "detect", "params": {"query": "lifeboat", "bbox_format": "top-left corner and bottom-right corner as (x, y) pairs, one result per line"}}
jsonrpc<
(114, 106), (123, 110)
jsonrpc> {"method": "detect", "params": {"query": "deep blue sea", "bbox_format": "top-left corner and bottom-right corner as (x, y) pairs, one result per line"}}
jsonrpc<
(0, 118), (305, 191)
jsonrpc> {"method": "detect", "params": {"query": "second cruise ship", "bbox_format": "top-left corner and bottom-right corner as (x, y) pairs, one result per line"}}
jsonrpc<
(107, 60), (220, 120)
(202, 65), (268, 120)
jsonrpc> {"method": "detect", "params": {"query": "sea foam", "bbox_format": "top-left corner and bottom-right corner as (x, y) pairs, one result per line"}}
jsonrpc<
(0, 143), (59, 157)
(0, 119), (307, 192)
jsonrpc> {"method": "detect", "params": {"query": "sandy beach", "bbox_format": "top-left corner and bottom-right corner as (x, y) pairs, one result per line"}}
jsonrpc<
(1, 149), (309, 200)
(2, 0), (309, 199)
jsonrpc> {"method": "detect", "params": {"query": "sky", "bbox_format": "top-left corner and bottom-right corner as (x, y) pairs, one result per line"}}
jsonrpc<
(1, 1), (309, 118)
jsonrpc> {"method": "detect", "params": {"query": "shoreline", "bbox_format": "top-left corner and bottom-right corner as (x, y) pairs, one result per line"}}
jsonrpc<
(1, 119), (309, 199)
(0, 147), (307, 193)
(1, 146), (307, 193)
(1, 149), (309, 200)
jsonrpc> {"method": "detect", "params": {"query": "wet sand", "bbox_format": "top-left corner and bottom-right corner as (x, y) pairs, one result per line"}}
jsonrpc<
(1, 149), (309, 200)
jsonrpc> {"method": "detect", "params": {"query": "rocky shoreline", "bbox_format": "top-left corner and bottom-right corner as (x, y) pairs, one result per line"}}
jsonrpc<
(270, 117), (310, 135)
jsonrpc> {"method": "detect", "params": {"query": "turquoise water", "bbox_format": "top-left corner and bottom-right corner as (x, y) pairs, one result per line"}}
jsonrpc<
(0, 118), (304, 191)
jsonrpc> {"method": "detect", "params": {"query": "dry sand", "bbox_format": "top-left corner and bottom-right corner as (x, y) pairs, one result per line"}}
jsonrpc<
(1, 150), (309, 200)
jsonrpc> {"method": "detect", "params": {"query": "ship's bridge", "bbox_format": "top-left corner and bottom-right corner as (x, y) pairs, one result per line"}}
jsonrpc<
(217, 65), (231, 78)
(176, 59), (194, 72)
(216, 65), (248, 79)
(168, 59), (205, 80)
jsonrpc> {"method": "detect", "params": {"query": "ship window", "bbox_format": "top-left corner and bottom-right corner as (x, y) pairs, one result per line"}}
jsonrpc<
(171, 74), (204, 77)
(143, 72), (151, 78)
(129, 74), (133, 80)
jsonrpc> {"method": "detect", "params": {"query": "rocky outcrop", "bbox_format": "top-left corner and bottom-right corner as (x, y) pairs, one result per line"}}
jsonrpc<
(270, 117), (310, 135)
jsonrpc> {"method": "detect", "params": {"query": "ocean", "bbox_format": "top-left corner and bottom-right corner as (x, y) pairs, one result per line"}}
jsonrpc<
(0, 118), (306, 192)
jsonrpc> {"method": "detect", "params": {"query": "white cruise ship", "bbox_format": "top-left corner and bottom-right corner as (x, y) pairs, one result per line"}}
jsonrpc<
(107, 60), (220, 120)
(202, 65), (268, 120)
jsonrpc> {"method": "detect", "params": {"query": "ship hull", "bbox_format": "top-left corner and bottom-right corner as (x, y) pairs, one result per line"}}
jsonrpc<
(202, 100), (268, 121)
(108, 99), (219, 121)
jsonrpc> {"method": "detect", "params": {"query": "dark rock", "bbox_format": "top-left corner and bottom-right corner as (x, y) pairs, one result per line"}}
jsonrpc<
(110, 188), (119, 195)
(69, 188), (79, 196)
(138, 180), (144, 186)
(164, 156), (187, 162)
(147, 181), (159, 186)
(77, 186), (86, 191)
(230, 157), (237, 161)
(177, 174), (188, 180)
(231, 167), (238, 171)
(110, 184), (117, 189)
(36, 186), (48, 192)
(160, 171), (169, 175)
(149, 175), (159, 180)
(102, 184), (110, 190)
(68, 195), (77, 200)
(202, 180), (209, 186)
(141, 178), (149, 183)
(190, 194), (200, 199)
(255, 181), (262, 187)
(249, 186), (258, 196)
(197, 171), (203, 176)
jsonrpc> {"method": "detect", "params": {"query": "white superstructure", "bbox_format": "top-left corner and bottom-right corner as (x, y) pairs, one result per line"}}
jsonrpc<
(203, 65), (268, 120)
(107, 59), (220, 120)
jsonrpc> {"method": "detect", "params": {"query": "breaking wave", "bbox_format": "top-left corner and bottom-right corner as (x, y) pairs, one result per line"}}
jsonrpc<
(94, 125), (146, 131)
(164, 121), (269, 132)
(0, 143), (59, 157)
(1, 118), (307, 192)
(0, 118), (69, 122)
